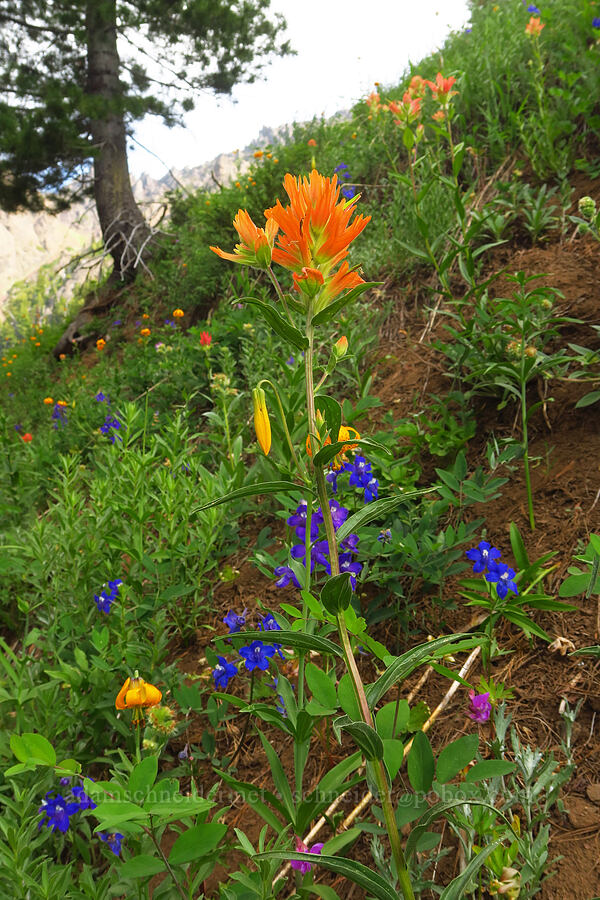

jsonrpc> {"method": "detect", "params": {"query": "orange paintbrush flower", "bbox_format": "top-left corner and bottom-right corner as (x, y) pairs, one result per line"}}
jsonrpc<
(210, 210), (278, 269)
(525, 15), (545, 36)
(266, 170), (370, 274)
(116, 674), (162, 711)
(426, 72), (458, 105)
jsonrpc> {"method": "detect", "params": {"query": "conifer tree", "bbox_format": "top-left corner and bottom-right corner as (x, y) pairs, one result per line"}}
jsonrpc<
(0, 0), (291, 278)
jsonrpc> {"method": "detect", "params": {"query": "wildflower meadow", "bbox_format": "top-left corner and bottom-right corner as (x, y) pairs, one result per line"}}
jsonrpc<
(1, 1), (599, 898)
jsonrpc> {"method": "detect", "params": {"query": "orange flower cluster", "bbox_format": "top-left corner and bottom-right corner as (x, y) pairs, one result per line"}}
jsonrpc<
(116, 674), (162, 711)
(525, 15), (545, 36)
(306, 418), (361, 470)
(211, 170), (370, 313)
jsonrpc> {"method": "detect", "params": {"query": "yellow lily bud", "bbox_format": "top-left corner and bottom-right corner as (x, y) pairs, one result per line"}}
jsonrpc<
(252, 387), (271, 455)
(334, 335), (348, 359)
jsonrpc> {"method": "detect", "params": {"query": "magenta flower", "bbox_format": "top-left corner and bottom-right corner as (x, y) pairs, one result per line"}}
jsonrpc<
(467, 690), (492, 723)
(290, 837), (325, 874)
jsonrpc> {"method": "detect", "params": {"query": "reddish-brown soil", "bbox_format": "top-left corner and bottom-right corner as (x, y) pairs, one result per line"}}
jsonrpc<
(169, 231), (600, 898)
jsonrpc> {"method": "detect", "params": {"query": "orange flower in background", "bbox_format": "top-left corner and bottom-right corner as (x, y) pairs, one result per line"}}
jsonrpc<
(426, 72), (458, 105)
(116, 674), (162, 711)
(59, 353), (66, 360)
(389, 94), (422, 125)
(253, 150), (264, 159)
(432, 109), (446, 122)
(306, 420), (360, 469)
(142, 313), (149, 319)
(172, 308), (184, 318)
(57, 400), (68, 408)
(407, 74), (426, 98)
(21, 432), (33, 442)
(525, 15), (545, 36)
(96, 339), (106, 351)
(43, 397), (54, 405)
(200, 331), (212, 346)
(307, 138), (317, 147)
(140, 327), (151, 337)
(210, 209), (279, 268)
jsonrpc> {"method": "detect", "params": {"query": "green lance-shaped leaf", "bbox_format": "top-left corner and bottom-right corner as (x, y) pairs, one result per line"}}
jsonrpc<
(238, 296), (309, 350)
(311, 281), (381, 327)
(10, 733), (56, 767)
(407, 730), (435, 793)
(221, 629), (344, 659)
(315, 394), (341, 447)
(333, 716), (384, 761)
(336, 487), (437, 542)
(365, 634), (482, 709)
(256, 851), (402, 900)
(168, 823), (228, 865)
(120, 855), (166, 878)
(320, 572), (353, 614)
(435, 733), (479, 785)
(128, 756), (158, 801)
(191, 480), (307, 514)
(305, 662), (338, 709)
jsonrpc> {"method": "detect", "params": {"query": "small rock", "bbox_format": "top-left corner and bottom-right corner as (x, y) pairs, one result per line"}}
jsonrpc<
(586, 783), (600, 804)
(565, 797), (600, 829)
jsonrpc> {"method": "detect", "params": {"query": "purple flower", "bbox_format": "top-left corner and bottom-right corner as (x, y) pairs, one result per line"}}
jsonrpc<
(327, 499), (349, 531)
(286, 355), (295, 366)
(467, 690), (492, 723)
(527, 4), (540, 12)
(99, 832), (124, 855)
(378, 528), (392, 544)
(290, 837), (325, 874)
(71, 785), (97, 811)
(259, 612), (281, 632)
(239, 641), (275, 672)
(93, 578), (123, 615)
(274, 565), (302, 588)
(223, 609), (246, 633)
(466, 541), (501, 574)
(38, 792), (79, 833)
(100, 414), (124, 444)
(178, 743), (191, 761)
(212, 656), (238, 689)
(94, 392), (108, 402)
(593, 17), (600, 28)
(364, 477), (379, 503)
(340, 533), (359, 553)
(287, 501), (320, 541)
(485, 562), (518, 600)
(339, 555), (362, 590)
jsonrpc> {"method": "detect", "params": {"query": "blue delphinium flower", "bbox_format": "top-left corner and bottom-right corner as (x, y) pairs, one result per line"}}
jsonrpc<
(527, 4), (540, 12)
(38, 792), (79, 833)
(333, 162), (357, 200)
(71, 786), (97, 811)
(212, 656), (238, 689)
(223, 609), (246, 633)
(94, 391), (108, 403)
(51, 402), (68, 429)
(287, 500), (320, 542)
(274, 565), (302, 588)
(99, 832), (124, 855)
(259, 612), (285, 658)
(100, 414), (123, 444)
(239, 641), (275, 672)
(485, 561), (518, 600)
(286, 355), (295, 366)
(378, 528), (392, 544)
(364, 477), (379, 503)
(345, 456), (378, 503)
(593, 17), (600, 28)
(328, 499), (349, 530)
(339, 555), (362, 590)
(466, 541), (501, 574)
(93, 578), (123, 614)
(340, 533), (360, 553)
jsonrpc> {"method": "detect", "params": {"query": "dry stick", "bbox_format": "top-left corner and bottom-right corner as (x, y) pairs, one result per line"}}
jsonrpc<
(275, 643), (482, 888)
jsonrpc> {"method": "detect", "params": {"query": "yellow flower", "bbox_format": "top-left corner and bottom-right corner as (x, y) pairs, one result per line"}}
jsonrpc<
(43, 397), (54, 405)
(116, 674), (162, 710)
(172, 308), (184, 318)
(253, 150), (264, 159)
(57, 400), (68, 407)
(140, 327), (151, 337)
(59, 353), (66, 360)
(142, 313), (149, 319)
(252, 387), (271, 455)
(96, 339), (106, 351)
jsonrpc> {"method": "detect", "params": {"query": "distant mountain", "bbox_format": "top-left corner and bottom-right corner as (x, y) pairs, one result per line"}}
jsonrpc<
(0, 120), (300, 306)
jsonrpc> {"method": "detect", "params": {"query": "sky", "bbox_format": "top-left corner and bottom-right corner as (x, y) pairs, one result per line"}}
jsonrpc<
(128, 0), (471, 179)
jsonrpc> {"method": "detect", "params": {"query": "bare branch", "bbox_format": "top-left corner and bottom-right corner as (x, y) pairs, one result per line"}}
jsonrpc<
(0, 13), (74, 37)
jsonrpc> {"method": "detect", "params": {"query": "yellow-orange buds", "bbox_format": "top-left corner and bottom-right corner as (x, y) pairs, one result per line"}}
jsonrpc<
(43, 397), (54, 405)
(140, 328), (151, 337)
(252, 387), (271, 455)
(116, 674), (162, 711)
(173, 308), (184, 318)
(96, 339), (106, 351)
(334, 335), (348, 359)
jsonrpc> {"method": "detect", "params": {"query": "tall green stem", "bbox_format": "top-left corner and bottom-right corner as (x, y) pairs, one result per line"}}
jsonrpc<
(304, 320), (415, 900)
(521, 380), (535, 531)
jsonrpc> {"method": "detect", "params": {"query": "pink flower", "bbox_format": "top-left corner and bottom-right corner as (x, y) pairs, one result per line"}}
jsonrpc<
(467, 690), (492, 723)
(290, 837), (324, 874)
(200, 332), (212, 346)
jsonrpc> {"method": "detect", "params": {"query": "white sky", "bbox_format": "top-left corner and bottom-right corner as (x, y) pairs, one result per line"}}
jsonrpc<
(128, 0), (471, 178)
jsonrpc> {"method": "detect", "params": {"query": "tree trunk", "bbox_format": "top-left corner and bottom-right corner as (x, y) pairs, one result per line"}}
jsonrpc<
(86, 0), (150, 280)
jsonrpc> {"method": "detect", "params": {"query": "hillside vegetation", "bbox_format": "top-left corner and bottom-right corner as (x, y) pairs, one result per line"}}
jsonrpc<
(1, 2), (599, 898)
